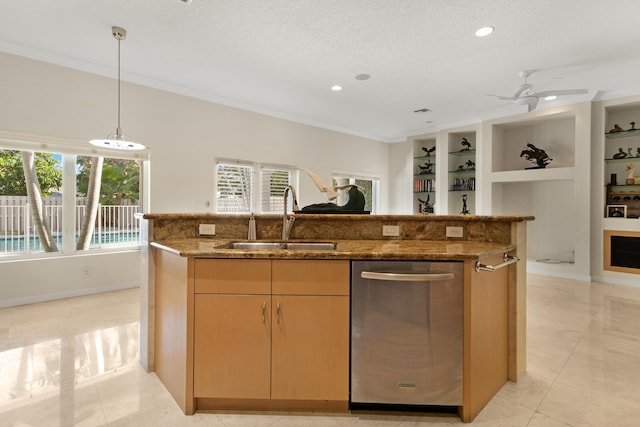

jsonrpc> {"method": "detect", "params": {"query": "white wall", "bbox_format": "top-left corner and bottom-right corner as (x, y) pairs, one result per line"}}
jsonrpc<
(0, 52), (391, 306)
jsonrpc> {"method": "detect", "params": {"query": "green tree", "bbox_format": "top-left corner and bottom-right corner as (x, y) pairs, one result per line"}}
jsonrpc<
(0, 149), (62, 196)
(75, 157), (140, 250)
(76, 157), (140, 204)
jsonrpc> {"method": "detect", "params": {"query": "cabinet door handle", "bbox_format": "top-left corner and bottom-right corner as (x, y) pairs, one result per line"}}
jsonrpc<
(276, 302), (281, 324)
(261, 302), (266, 324)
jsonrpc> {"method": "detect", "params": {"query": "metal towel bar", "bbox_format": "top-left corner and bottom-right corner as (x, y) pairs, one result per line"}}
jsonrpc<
(475, 253), (520, 272)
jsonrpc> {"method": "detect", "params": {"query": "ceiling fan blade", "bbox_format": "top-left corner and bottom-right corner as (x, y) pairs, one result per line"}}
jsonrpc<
(527, 98), (539, 112)
(536, 89), (588, 98)
(485, 93), (517, 101)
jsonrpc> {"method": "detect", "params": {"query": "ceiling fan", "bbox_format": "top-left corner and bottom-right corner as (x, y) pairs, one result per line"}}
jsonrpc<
(486, 70), (588, 112)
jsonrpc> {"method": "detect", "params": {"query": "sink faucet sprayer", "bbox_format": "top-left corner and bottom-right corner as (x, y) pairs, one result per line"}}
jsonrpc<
(282, 186), (299, 241)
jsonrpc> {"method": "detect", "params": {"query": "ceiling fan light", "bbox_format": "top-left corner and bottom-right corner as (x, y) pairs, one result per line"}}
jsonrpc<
(543, 95), (557, 101)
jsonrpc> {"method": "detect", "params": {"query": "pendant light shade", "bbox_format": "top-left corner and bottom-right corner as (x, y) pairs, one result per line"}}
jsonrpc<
(90, 26), (145, 150)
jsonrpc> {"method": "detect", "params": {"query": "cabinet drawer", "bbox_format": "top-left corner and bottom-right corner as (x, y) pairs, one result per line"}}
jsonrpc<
(194, 259), (271, 294)
(272, 260), (349, 295)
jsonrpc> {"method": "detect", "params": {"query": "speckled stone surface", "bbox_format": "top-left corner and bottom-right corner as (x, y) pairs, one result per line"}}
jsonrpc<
(150, 238), (515, 261)
(142, 213), (532, 261)
(144, 213), (533, 244)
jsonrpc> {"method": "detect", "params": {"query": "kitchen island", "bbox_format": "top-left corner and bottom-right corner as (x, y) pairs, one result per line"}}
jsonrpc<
(139, 214), (532, 422)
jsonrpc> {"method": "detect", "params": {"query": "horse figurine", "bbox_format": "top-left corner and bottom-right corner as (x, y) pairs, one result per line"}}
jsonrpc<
(626, 164), (640, 184)
(520, 142), (552, 169)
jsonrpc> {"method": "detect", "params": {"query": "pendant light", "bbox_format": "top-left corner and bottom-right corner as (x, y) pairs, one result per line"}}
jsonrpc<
(90, 26), (145, 150)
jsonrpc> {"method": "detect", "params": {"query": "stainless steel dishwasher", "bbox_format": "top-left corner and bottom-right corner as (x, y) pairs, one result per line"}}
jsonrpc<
(351, 260), (464, 407)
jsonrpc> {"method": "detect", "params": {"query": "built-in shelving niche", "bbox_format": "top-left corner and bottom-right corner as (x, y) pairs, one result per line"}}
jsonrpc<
(411, 135), (437, 214)
(447, 130), (476, 215)
(483, 102), (591, 279)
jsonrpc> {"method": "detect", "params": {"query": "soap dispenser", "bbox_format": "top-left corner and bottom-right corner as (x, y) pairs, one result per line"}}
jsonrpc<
(248, 214), (257, 240)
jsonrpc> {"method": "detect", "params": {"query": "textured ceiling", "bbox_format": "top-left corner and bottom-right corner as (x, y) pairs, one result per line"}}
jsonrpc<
(2, 0), (640, 142)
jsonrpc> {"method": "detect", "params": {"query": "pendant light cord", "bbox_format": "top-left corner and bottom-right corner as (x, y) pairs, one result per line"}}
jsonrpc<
(116, 35), (121, 135)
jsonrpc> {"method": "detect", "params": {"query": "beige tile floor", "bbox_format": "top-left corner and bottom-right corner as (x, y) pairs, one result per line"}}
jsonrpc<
(1, 273), (640, 426)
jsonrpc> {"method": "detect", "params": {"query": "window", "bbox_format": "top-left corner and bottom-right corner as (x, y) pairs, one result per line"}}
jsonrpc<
(0, 137), (148, 258)
(260, 165), (292, 214)
(216, 162), (253, 213)
(215, 160), (294, 214)
(332, 171), (379, 213)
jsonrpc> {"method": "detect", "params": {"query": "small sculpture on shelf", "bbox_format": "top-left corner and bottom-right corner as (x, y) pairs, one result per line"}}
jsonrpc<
(421, 146), (436, 156)
(418, 159), (434, 174)
(613, 147), (628, 159)
(520, 142), (552, 169)
(460, 194), (470, 215)
(465, 159), (475, 171)
(609, 124), (624, 133)
(629, 147), (635, 157)
(636, 147), (640, 158)
(626, 164), (640, 185)
(418, 194), (434, 214)
(460, 137), (472, 151)
(628, 122), (636, 131)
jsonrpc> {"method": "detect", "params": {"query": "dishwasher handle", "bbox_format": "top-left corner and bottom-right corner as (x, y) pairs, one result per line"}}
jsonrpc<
(360, 271), (455, 282)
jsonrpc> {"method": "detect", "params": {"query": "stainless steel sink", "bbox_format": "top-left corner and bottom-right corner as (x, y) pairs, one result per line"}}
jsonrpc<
(227, 241), (336, 250)
(228, 242), (284, 250)
(284, 242), (337, 250)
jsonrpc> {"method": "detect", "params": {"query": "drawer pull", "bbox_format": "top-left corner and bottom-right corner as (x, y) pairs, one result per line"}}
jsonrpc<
(261, 302), (266, 324)
(276, 302), (281, 324)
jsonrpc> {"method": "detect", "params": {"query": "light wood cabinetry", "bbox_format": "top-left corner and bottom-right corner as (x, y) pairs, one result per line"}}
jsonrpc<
(192, 258), (350, 409)
(194, 294), (271, 399)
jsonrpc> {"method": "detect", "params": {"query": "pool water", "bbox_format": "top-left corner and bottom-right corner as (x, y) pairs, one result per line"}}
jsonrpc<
(0, 232), (140, 253)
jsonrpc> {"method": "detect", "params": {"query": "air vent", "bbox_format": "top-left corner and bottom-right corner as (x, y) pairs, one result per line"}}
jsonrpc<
(413, 108), (431, 113)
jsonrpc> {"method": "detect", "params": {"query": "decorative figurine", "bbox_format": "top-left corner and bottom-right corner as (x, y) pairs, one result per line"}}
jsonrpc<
(626, 164), (640, 185)
(465, 159), (475, 170)
(460, 194), (470, 215)
(418, 195), (434, 214)
(629, 147), (635, 157)
(422, 146), (436, 156)
(613, 147), (628, 159)
(629, 122), (636, 131)
(418, 159), (434, 174)
(460, 137), (471, 151)
(609, 124), (624, 133)
(636, 147), (640, 158)
(457, 164), (466, 171)
(520, 142), (552, 169)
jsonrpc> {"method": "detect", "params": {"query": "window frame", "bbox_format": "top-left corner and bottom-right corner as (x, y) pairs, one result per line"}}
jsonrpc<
(0, 131), (150, 260)
(331, 169), (380, 214)
(214, 159), (296, 214)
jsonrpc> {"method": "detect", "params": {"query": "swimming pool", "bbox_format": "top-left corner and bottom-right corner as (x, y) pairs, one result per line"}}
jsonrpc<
(0, 231), (140, 253)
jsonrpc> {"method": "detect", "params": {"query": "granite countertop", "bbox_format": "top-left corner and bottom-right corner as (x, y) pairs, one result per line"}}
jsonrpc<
(150, 238), (515, 261)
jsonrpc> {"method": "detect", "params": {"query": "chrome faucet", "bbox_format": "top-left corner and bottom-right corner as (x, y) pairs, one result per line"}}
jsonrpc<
(282, 185), (299, 241)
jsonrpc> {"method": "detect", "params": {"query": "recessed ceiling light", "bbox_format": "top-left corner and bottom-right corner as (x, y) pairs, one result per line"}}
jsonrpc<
(475, 26), (494, 37)
(355, 73), (370, 81)
(331, 85), (342, 91)
(544, 95), (557, 101)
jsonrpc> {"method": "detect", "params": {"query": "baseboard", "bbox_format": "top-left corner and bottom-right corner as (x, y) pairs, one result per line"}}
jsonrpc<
(591, 274), (640, 288)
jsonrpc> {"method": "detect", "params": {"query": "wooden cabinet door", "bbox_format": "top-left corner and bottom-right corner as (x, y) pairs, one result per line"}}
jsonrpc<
(193, 294), (271, 399)
(271, 295), (349, 401)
